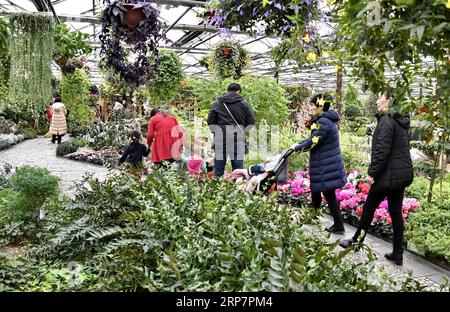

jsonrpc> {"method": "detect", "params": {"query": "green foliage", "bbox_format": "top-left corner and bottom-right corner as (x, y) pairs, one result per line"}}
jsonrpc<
(336, 0), (450, 191)
(0, 166), (59, 244)
(55, 137), (87, 157)
(7, 14), (53, 125)
(340, 132), (370, 170)
(208, 40), (251, 79)
(10, 166), (59, 207)
(99, 68), (134, 101)
(406, 200), (450, 263)
(23, 171), (425, 291)
(61, 69), (93, 127)
(145, 50), (184, 105)
(283, 85), (313, 111)
(83, 119), (132, 151)
(188, 76), (290, 126)
(20, 127), (37, 139)
(51, 76), (61, 98)
(0, 17), (8, 57)
(56, 140), (79, 157)
(53, 23), (92, 61)
(0, 18), (9, 110)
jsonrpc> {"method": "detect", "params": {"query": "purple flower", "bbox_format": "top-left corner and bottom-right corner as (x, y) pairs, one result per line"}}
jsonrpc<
(290, 5), (299, 14)
(274, 3), (284, 10)
(252, 7), (258, 16)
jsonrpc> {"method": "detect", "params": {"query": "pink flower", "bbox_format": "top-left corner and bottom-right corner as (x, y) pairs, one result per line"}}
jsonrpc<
(356, 207), (363, 217)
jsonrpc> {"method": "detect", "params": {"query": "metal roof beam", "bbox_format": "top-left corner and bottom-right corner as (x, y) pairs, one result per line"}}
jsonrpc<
(0, 11), (248, 34)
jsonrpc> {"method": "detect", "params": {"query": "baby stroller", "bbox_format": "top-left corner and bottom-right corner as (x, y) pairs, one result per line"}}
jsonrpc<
(233, 148), (295, 195)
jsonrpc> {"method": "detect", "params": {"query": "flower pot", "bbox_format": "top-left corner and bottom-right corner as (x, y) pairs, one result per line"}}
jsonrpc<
(220, 47), (232, 58)
(122, 4), (144, 29)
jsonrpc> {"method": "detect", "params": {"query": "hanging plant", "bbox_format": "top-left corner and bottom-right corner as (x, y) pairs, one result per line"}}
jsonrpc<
(145, 50), (184, 105)
(0, 18), (10, 109)
(53, 23), (92, 69)
(0, 17), (8, 58)
(7, 14), (53, 125)
(209, 40), (251, 79)
(99, 0), (164, 86)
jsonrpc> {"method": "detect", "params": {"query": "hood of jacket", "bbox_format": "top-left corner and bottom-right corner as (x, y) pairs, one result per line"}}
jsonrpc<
(318, 110), (340, 122)
(393, 113), (410, 129)
(218, 91), (244, 104)
(376, 112), (410, 129)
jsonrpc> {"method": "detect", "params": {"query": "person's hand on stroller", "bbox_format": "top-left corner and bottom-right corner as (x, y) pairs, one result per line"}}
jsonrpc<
(289, 143), (299, 152)
(231, 168), (249, 180)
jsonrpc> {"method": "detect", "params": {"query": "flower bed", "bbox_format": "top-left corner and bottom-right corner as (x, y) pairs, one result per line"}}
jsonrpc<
(278, 170), (421, 243)
(0, 133), (25, 151)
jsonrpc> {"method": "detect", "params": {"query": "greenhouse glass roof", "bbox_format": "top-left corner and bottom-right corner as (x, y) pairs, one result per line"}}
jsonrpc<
(0, 0), (435, 93)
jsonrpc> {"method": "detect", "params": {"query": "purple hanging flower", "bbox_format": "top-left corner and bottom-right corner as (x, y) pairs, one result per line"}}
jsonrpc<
(274, 3), (284, 10)
(290, 5), (300, 14)
(252, 7), (258, 16)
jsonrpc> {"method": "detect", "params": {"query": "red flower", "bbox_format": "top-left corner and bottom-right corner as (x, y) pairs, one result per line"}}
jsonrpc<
(387, 216), (392, 224)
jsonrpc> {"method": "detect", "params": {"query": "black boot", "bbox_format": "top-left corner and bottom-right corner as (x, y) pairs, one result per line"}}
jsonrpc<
(325, 224), (345, 234)
(57, 134), (62, 144)
(384, 253), (403, 266)
(339, 238), (355, 249)
(51, 134), (57, 144)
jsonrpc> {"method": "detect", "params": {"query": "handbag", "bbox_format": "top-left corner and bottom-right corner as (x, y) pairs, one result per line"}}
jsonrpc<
(222, 101), (249, 155)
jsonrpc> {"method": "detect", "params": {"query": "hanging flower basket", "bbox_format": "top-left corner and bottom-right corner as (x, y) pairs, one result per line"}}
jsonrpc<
(100, 0), (164, 86)
(121, 3), (144, 29)
(220, 46), (233, 58)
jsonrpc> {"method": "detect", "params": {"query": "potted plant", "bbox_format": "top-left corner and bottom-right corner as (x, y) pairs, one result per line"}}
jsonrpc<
(121, 3), (144, 29)
(209, 40), (251, 79)
(100, 0), (163, 86)
(220, 46), (232, 58)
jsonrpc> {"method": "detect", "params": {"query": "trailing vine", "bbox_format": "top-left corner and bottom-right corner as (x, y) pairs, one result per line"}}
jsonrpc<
(209, 40), (251, 79)
(100, 0), (164, 86)
(7, 14), (53, 125)
(0, 18), (9, 110)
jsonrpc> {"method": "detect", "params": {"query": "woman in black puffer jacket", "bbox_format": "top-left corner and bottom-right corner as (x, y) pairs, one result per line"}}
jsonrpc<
(340, 89), (413, 266)
(291, 94), (347, 234)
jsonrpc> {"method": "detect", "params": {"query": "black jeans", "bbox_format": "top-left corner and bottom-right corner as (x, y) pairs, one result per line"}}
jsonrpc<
(214, 141), (244, 177)
(51, 134), (63, 144)
(353, 186), (405, 256)
(312, 190), (344, 229)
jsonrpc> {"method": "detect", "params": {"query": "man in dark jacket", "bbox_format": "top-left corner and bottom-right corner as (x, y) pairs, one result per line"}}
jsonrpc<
(207, 83), (255, 177)
(340, 90), (413, 266)
(291, 94), (347, 234)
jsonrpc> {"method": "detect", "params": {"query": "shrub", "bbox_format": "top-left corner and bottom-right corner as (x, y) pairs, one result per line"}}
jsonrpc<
(20, 127), (37, 139)
(406, 201), (450, 263)
(0, 166), (59, 243)
(0, 133), (24, 150)
(56, 140), (79, 157)
(188, 76), (290, 126)
(10, 166), (59, 210)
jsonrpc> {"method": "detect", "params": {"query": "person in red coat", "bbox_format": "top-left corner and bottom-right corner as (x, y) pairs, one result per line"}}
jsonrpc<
(147, 109), (185, 168)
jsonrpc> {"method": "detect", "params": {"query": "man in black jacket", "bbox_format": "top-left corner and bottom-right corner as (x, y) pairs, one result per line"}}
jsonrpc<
(340, 89), (413, 266)
(207, 83), (256, 177)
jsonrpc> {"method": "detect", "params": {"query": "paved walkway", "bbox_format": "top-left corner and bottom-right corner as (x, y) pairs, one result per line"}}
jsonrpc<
(0, 136), (109, 198)
(322, 214), (450, 290)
